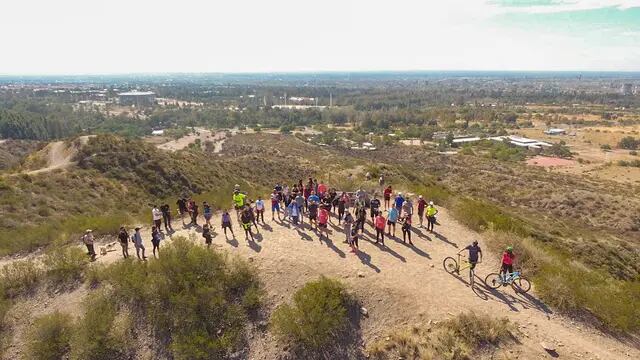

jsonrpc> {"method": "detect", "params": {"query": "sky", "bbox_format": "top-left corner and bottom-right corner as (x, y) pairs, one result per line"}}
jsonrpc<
(1, 0), (639, 74)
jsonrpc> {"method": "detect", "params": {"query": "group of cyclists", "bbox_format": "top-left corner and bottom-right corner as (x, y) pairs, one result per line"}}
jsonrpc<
(110, 175), (518, 283)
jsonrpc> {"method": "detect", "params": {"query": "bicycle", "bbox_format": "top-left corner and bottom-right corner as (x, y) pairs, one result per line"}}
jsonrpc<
(484, 270), (531, 293)
(443, 254), (480, 287)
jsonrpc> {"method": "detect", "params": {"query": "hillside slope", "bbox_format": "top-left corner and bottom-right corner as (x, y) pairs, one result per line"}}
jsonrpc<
(2, 207), (638, 359)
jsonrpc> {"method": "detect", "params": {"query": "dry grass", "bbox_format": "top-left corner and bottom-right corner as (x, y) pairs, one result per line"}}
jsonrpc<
(368, 312), (514, 360)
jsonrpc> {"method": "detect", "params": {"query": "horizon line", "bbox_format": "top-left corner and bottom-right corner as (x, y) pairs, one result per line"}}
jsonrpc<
(2, 69), (640, 77)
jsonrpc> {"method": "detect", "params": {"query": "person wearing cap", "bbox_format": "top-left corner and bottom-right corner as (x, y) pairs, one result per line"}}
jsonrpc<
(82, 229), (96, 261)
(417, 195), (427, 228)
(132, 227), (147, 260)
(426, 201), (438, 232)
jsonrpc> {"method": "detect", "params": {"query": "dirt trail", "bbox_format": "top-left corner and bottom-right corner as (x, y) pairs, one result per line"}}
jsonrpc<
(23, 136), (90, 175)
(70, 206), (639, 360)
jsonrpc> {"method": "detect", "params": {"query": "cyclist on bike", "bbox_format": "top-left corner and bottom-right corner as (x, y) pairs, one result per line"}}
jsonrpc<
(458, 240), (482, 270)
(500, 246), (515, 281)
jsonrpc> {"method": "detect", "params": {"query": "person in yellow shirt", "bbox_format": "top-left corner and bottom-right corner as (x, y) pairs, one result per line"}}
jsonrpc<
(426, 201), (438, 232)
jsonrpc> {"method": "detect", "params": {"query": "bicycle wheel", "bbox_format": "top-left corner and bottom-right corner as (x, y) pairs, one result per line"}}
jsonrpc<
(443, 257), (458, 274)
(484, 273), (502, 289)
(469, 269), (475, 287)
(512, 276), (531, 293)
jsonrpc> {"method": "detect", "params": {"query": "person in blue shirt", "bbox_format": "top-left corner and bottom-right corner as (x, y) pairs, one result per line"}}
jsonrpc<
(308, 191), (320, 204)
(387, 206), (399, 237)
(394, 193), (405, 214)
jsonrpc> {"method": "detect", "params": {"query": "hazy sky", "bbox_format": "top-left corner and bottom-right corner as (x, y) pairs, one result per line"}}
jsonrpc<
(1, 0), (639, 74)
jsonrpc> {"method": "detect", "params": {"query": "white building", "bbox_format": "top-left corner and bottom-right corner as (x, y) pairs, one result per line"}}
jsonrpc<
(490, 136), (552, 149)
(544, 128), (566, 135)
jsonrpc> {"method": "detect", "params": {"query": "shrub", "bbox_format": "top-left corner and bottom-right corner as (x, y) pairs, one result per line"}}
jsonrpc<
(368, 312), (514, 360)
(600, 144), (612, 151)
(271, 277), (354, 349)
(43, 247), (89, 286)
(70, 291), (134, 360)
(0, 259), (43, 297)
(26, 312), (74, 360)
(618, 136), (639, 150)
(96, 237), (262, 359)
(451, 198), (529, 237)
(630, 150), (638, 156)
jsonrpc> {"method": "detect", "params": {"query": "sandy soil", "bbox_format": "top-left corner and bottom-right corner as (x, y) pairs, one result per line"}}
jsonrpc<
(526, 156), (576, 167)
(4, 203), (638, 359)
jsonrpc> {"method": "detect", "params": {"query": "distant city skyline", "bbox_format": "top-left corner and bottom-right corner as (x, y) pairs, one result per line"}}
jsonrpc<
(2, 0), (639, 74)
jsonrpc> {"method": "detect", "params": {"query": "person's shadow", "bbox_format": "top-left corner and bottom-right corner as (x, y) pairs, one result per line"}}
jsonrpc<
(356, 250), (381, 273)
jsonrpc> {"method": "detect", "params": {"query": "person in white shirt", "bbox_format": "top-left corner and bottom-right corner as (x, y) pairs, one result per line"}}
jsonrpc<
(82, 229), (96, 261)
(152, 206), (163, 231)
(255, 196), (266, 224)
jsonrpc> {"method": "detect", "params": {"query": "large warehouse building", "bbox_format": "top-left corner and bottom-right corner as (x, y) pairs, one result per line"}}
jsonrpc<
(117, 91), (156, 106)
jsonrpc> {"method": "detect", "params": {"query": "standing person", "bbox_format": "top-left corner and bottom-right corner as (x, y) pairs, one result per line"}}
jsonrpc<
(191, 201), (200, 226)
(132, 227), (147, 260)
(329, 189), (339, 214)
(402, 197), (414, 218)
(176, 197), (188, 225)
(383, 185), (393, 209)
(417, 195), (427, 228)
(379, 174), (385, 187)
(337, 193), (346, 225)
(374, 211), (386, 245)
(270, 190), (281, 221)
(387, 206), (399, 237)
(317, 181), (327, 198)
(187, 199), (195, 224)
(458, 240), (483, 272)
(152, 205), (163, 231)
(400, 215), (413, 245)
(151, 226), (161, 258)
(303, 182), (312, 211)
(202, 224), (213, 248)
(117, 226), (130, 259)
(160, 203), (173, 232)
(355, 205), (367, 235)
(313, 179), (319, 195)
(203, 201), (213, 227)
(289, 201), (300, 225)
(355, 187), (366, 205)
(248, 203), (260, 232)
(308, 191), (320, 205)
(500, 246), (515, 282)
(283, 191), (292, 221)
(221, 210), (235, 238)
(343, 210), (354, 244)
(426, 201), (438, 232)
(308, 198), (319, 230)
(394, 192), (405, 215)
(255, 196), (266, 224)
(370, 194), (381, 224)
(240, 207), (255, 242)
(350, 225), (359, 254)
(295, 192), (305, 224)
(82, 229), (96, 261)
(233, 188), (247, 220)
(318, 205), (330, 240)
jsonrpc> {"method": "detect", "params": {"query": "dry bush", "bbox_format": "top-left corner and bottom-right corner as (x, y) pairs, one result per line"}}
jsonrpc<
(368, 312), (514, 360)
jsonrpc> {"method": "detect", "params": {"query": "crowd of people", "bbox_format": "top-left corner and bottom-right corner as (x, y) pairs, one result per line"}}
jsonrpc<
(88, 175), (516, 281)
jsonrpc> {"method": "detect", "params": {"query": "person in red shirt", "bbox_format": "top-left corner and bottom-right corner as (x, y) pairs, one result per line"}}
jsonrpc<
(318, 205), (330, 241)
(374, 211), (386, 245)
(383, 185), (393, 209)
(500, 246), (515, 281)
(416, 195), (427, 228)
(317, 182), (327, 197)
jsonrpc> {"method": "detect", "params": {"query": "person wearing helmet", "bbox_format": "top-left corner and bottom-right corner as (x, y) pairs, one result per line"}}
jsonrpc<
(500, 246), (515, 282)
(426, 201), (438, 232)
(459, 240), (482, 270)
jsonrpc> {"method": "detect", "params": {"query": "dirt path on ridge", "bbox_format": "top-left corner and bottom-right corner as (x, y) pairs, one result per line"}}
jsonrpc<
(22, 206), (633, 360)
